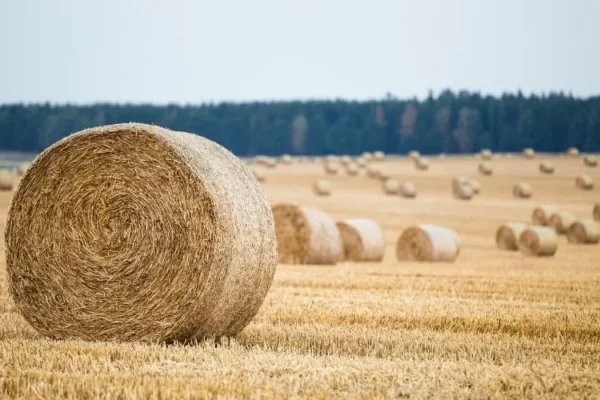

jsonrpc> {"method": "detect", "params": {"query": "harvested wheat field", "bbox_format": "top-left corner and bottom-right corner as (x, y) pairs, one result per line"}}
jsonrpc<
(1, 154), (600, 399)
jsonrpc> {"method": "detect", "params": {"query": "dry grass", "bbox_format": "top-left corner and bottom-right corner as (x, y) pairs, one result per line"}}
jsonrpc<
(1, 155), (600, 398)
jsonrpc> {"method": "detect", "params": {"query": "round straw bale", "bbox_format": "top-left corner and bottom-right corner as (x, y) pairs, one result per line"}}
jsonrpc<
(313, 179), (332, 196)
(567, 147), (580, 157)
(325, 155), (338, 164)
(415, 157), (430, 171)
(539, 161), (554, 174)
(594, 204), (600, 221)
(478, 162), (493, 176)
(377, 169), (391, 181)
(366, 165), (380, 179)
(548, 211), (577, 234)
(336, 219), (385, 262)
(518, 227), (558, 256)
(5, 123), (277, 343)
(272, 203), (342, 265)
(324, 162), (340, 175)
(0, 169), (14, 191)
(496, 222), (528, 251)
(383, 178), (400, 194)
(340, 155), (352, 165)
(408, 151), (420, 161)
(396, 224), (460, 262)
(355, 157), (368, 168)
(345, 162), (360, 176)
(523, 148), (536, 159)
(576, 174), (593, 190)
(373, 151), (385, 161)
(251, 167), (266, 183)
(567, 220), (600, 244)
(400, 182), (417, 198)
(480, 149), (493, 160)
(280, 154), (293, 164)
(361, 152), (373, 161)
(452, 176), (473, 200)
(532, 205), (557, 226)
(583, 155), (597, 167)
(513, 182), (532, 198)
(468, 178), (480, 195)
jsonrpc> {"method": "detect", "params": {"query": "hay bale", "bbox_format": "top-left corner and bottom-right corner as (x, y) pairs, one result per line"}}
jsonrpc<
(272, 203), (341, 265)
(383, 178), (400, 194)
(0, 169), (14, 191)
(336, 219), (385, 262)
(468, 178), (480, 195)
(518, 227), (558, 256)
(480, 149), (493, 160)
(523, 148), (536, 159)
(251, 167), (266, 183)
(576, 174), (593, 190)
(496, 222), (528, 251)
(324, 162), (340, 175)
(513, 182), (532, 198)
(567, 220), (600, 244)
(5, 123), (277, 343)
(400, 182), (417, 198)
(366, 165), (380, 179)
(373, 151), (385, 161)
(377, 169), (391, 181)
(539, 161), (554, 174)
(583, 155), (597, 167)
(340, 155), (352, 165)
(594, 204), (600, 221)
(478, 162), (493, 176)
(396, 224), (460, 262)
(280, 154), (293, 164)
(408, 151), (420, 161)
(532, 205), (557, 226)
(345, 162), (360, 176)
(548, 211), (577, 234)
(313, 179), (332, 196)
(567, 147), (580, 157)
(452, 176), (473, 200)
(361, 152), (373, 161)
(355, 157), (368, 168)
(415, 157), (430, 171)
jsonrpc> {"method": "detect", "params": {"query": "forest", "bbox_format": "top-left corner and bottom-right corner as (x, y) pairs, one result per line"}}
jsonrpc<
(1, 90), (599, 156)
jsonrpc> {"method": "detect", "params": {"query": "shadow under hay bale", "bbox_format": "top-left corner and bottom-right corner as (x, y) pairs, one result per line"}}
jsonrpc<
(396, 224), (460, 262)
(336, 219), (385, 262)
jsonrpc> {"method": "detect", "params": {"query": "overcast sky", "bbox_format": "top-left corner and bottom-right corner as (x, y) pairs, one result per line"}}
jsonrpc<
(1, 0), (599, 104)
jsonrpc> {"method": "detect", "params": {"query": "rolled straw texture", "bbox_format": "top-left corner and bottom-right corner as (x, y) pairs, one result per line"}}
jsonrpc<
(548, 211), (577, 234)
(576, 174), (593, 190)
(567, 220), (600, 244)
(336, 219), (385, 262)
(496, 222), (528, 251)
(272, 203), (342, 265)
(396, 224), (460, 262)
(518, 227), (558, 256)
(513, 182), (532, 198)
(0, 169), (13, 191)
(532, 205), (557, 226)
(5, 123), (277, 343)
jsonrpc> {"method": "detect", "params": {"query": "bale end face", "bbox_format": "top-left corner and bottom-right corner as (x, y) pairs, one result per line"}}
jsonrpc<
(336, 219), (385, 262)
(518, 227), (558, 256)
(567, 220), (600, 244)
(496, 223), (528, 251)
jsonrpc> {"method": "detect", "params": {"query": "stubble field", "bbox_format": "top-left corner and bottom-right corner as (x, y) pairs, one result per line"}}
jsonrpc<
(1, 155), (599, 399)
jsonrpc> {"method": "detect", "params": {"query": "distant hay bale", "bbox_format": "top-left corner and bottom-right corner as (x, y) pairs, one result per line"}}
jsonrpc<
(355, 157), (368, 168)
(595, 204), (600, 221)
(408, 151), (420, 161)
(280, 154), (293, 164)
(15, 162), (31, 177)
(345, 162), (360, 176)
(361, 152), (373, 161)
(272, 203), (342, 265)
(478, 162), (493, 176)
(567, 147), (580, 157)
(480, 149), (493, 160)
(523, 148), (536, 159)
(513, 182), (532, 198)
(254, 155), (276, 168)
(452, 176), (473, 200)
(366, 165), (380, 179)
(336, 219), (385, 262)
(548, 211), (577, 234)
(539, 161), (554, 174)
(576, 174), (593, 190)
(251, 167), (266, 183)
(468, 178), (480, 195)
(518, 227), (558, 256)
(324, 162), (340, 175)
(383, 178), (400, 194)
(5, 123), (277, 343)
(415, 157), (430, 170)
(373, 151), (385, 161)
(583, 155), (597, 167)
(313, 179), (332, 196)
(396, 224), (460, 262)
(377, 169), (391, 181)
(340, 155), (352, 165)
(567, 220), (600, 244)
(532, 205), (557, 226)
(400, 182), (417, 198)
(325, 155), (338, 164)
(0, 169), (14, 191)
(496, 222), (528, 251)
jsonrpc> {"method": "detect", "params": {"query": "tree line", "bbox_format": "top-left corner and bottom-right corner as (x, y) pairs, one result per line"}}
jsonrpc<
(1, 90), (599, 156)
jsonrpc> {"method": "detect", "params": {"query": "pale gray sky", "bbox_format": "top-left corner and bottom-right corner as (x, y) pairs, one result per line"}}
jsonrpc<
(1, 0), (599, 104)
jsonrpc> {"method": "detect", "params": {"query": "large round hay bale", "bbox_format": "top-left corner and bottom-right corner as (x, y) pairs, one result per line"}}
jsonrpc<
(415, 157), (430, 171)
(513, 182), (532, 198)
(518, 227), (558, 256)
(272, 203), (341, 265)
(548, 211), (577, 234)
(336, 219), (385, 262)
(345, 162), (360, 176)
(5, 123), (277, 343)
(480, 149), (493, 160)
(452, 176), (473, 200)
(396, 224), (460, 262)
(468, 178), (480, 195)
(400, 182), (417, 198)
(383, 178), (400, 194)
(567, 220), (600, 244)
(576, 174), (593, 190)
(373, 151), (385, 161)
(567, 147), (580, 157)
(0, 169), (14, 191)
(523, 148), (536, 159)
(539, 161), (554, 174)
(408, 151), (420, 161)
(280, 154), (293, 164)
(496, 222), (528, 251)
(594, 204), (600, 221)
(583, 155), (597, 167)
(324, 162), (340, 175)
(478, 162), (493, 176)
(313, 179), (332, 196)
(532, 205), (557, 226)
(251, 167), (266, 183)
